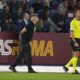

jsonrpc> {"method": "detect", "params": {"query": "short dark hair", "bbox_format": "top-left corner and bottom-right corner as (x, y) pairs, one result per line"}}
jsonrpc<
(74, 4), (80, 13)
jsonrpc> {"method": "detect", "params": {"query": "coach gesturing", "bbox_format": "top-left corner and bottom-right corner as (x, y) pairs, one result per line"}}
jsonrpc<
(9, 15), (39, 73)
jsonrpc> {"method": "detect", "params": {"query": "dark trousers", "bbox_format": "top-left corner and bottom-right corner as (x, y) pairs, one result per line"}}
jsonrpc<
(11, 38), (32, 67)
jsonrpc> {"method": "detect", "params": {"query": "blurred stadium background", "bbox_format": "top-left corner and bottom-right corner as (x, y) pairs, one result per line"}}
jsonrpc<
(0, 0), (80, 80)
(0, 0), (80, 32)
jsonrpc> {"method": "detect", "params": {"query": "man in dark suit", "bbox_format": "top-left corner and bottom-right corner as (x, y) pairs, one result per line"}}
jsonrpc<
(9, 14), (39, 73)
(18, 12), (30, 35)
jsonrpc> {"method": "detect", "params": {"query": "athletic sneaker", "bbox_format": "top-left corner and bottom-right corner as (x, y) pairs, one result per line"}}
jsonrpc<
(63, 66), (69, 72)
(72, 70), (79, 74)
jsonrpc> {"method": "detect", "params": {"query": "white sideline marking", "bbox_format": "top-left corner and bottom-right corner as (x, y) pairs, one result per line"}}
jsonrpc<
(0, 65), (80, 73)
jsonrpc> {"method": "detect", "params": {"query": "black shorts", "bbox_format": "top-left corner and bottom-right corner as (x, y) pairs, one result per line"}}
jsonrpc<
(71, 38), (80, 51)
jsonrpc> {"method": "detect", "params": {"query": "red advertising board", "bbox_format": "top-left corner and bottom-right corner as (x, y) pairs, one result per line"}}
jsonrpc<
(0, 32), (72, 65)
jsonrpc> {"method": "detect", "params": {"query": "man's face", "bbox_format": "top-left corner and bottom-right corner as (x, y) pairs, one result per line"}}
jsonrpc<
(75, 10), (80, 19)
(25, 13), (30, 21)
(35, 17), (39, 23)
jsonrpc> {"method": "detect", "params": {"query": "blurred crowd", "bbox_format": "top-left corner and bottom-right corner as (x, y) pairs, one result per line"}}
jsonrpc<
(0, 0), (80, 33)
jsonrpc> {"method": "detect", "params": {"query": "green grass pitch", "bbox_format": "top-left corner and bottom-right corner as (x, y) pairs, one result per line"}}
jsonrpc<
(0, 72), (80, 80)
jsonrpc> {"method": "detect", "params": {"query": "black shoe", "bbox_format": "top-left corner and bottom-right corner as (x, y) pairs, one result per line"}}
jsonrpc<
(72, 70), (79, 74)
(63, 66), (69, 72)
(28, 67), (37, 73)
(9, 66), (17, 73)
